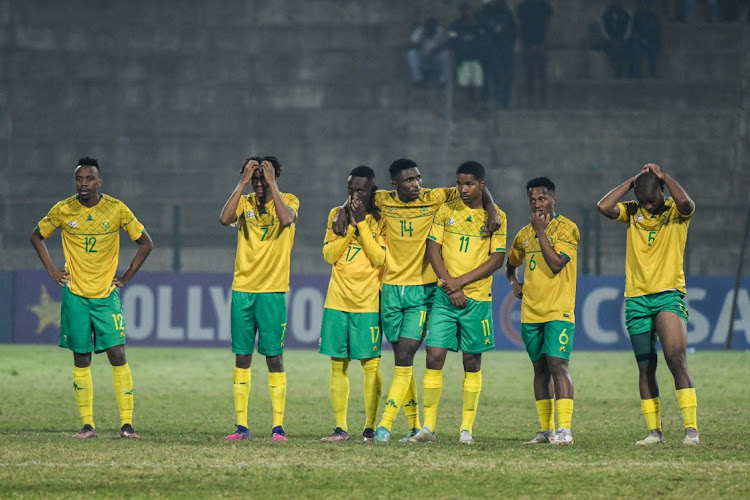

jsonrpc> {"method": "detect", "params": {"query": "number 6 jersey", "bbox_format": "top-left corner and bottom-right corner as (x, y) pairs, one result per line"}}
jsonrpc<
(507, 215), (579, 324)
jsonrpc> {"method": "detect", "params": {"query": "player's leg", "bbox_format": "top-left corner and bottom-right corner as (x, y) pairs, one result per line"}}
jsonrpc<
(411, 346), (448, 442)
(460, 353), (483, 445)
(654, 294), (698, 444)
(61, 287), (97, 438)
(227, 291), (256, 440)
(360, 356), (382, 441)
(456, 298), (493, 444)
(412, 289), (455, 441)
(626, 295), (665, 444)
(319, 309), (351, 441)
(399, 284), (435, 438)
(375, 337), (422, 442)
(91, 289), (138, 438)
(543, 321), (575, 445)
(257, 292), (289, 442)
(521, 323), (554, 443)
(347, 312), (383, 441)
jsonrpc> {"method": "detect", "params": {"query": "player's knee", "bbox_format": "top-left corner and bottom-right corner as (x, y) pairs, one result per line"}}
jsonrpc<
(664, 352), (687, 373)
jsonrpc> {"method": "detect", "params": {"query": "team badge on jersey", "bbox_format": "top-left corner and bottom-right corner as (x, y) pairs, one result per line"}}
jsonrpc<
(636, 214), (644, 222)
(466, 216), (472, 222)
(420, 207), (429, 214)
(102, 221), (110, 230)
(523, 240), (528, 247)
(247, 210), (255, 219)
(447, 217), (455, 226)
(68, 221), (78, 228)
(548, 236), (554, 246)
(86, 214), (93, 221)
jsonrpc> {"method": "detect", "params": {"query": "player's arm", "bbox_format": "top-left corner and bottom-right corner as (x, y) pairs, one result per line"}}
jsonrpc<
(505, 261), (523, 299)
(596, 175), (636, 220)
(642, 163), (694, 215)
(441, 252), (506, 295)
(331, 200), (350, 237)
(481, 186), (502, 233)
(530, 214), (569, 275)
(426, 239), (467, 308)
(30, 227), (69, 286)
(350, 197), (385, 267)
(260, 161), (295, 227)
(219, 159), (257, 226)
(113, 231), (154, 287)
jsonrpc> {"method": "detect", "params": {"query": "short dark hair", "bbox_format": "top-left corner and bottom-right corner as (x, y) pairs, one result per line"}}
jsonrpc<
(240, 155), (283, 177)
(261, 156), (283, 178)
(77, 157), (99, 172)
(526, 176), (555, 193)
(456, 161), (485, 180)
(388, 158), (417, 180)
(349, 165), (375, 180)
(633, 171), (664, 195)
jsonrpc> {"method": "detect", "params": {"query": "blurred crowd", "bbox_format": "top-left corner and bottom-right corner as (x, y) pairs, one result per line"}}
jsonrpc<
(407, 0), (749, 111)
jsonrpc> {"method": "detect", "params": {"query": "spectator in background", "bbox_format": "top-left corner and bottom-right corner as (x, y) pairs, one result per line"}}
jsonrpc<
(450, 2), (485, 115)
(517, 0), (553, 108)
(477, 0), (517, 110)
(631, 0), (662, 78)
(679, 0), (719, 21)
(600, 1), (632, 79)
(407, 17), (452, 87)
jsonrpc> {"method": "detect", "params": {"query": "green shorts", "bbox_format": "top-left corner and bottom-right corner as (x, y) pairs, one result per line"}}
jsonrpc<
(380, 283), (435, 344)
(425, 288), (494, 354)
(625, 290), (688, 335)
(521, 321), (575, 362)
(60, 286), (126, 354)
(626, 291), (688, 364)
(319, 309), (382, 360)
(231, 291), (287, 357)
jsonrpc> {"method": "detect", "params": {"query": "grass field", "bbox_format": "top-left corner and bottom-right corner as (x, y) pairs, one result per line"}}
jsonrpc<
(1, 346), (748, 499)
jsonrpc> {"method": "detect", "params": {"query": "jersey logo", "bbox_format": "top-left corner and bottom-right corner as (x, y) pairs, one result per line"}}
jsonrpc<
(68, 221), (78, 228)
(246, 210), (255, 219)
(636, 214), (644, 222)
(102, 221), (110, 230)
(420, 207), (429, 214)
(548, 236), (554, 246)
(523, 240), (528, 247)
(389, 207), (395, 211)
(466, 216), (472, 222)
(447, 217), (455, 226)
(86, 214), (93, 221)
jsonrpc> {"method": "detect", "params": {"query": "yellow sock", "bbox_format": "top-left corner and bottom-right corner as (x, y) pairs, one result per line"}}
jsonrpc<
(557, 398), (574, 430)
(73, 366), (94, 428)
(361, 358), (382, 430)
(676, 387), (698, 430)
(378, 365), (413, 431)
(460, 371), (482, 434)
(535, 399), (554, 431)
(112, 363), (134, 427)
(268, 372), (287, 428)
(641, 397), (661, 431)
(330, 359), (350, 432)
(422, 368), (443, 433)
(233, 367), (251, 428)
(403, 371), (422, 430)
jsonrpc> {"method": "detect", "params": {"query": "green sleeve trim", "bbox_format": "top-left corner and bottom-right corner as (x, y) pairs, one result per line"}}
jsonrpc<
(427, 235), (437, 241)
(560, 252), (571, 261)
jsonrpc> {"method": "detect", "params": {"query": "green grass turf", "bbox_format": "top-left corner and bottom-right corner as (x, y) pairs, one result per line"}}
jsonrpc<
(0, 346), (748, 499)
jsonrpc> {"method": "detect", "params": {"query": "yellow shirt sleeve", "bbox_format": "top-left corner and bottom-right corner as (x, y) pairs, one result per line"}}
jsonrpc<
(356, 219), (386, 268)
(323, 208), (355, 265)
(507, 230), (526, 268)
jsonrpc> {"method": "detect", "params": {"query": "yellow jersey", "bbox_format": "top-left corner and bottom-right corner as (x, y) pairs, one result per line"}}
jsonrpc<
(322, 208), (386, 313)
(374, 187), (459, 286)
(37, 194), (145, 299)
(232, 192), (299, 293)
(428, 201), (506, 302)
(507, 215), (579, 323)
(616, 198), (693, 297)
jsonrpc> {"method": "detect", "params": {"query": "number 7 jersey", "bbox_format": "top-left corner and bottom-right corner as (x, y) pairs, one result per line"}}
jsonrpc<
(37, 194), (146, 298)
